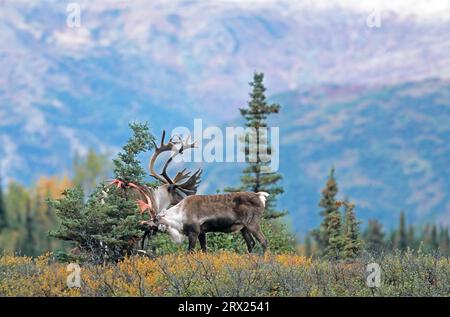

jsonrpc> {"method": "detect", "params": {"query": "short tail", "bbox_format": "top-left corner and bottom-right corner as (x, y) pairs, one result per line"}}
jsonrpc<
(257, 192), (270, 206)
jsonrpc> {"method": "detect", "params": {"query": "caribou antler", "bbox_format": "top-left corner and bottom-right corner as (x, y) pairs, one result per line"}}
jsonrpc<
(162, 134), (203, 195)
(176, 168), (203, 195)
(149, 130), (202, 195)
(149, 130), (179, 184)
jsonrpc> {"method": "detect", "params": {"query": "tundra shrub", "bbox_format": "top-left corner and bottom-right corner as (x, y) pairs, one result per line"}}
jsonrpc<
(1, 251), (449, 297)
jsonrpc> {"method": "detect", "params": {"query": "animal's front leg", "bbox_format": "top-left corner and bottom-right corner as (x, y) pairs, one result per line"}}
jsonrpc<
(141, 230), (149, 250)
(187, 232), (199, 252)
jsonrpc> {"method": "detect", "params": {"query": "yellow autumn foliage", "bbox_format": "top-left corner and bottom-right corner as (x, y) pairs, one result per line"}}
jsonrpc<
(0, 252), (449, 296)
(36, 175), (73, 200)
(0, 251), (312, 297)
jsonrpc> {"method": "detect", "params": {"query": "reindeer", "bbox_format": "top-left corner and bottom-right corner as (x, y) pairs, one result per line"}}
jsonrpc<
(144, 191), (270, 253)
(102, 130), (202, 250)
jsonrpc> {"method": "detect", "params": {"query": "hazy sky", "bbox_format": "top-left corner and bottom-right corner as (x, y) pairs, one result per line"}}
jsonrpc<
(233, 0), (450, 20)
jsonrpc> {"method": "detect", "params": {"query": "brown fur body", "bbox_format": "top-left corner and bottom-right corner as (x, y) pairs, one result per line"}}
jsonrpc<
(156, 192), (269, 253)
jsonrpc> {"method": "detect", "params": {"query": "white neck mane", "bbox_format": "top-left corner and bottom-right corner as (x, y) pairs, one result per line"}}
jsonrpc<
(151, 186), (171, 215)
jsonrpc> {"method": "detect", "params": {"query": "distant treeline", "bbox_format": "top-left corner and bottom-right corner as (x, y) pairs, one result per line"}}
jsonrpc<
(1, 151), (449, 257)
(363, 212), (450, 255)
(304, 212), (450, 257)
(0, 150), (110, 256)
(302, 168), (450, 258)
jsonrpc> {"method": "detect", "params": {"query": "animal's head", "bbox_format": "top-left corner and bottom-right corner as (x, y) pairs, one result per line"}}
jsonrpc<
(156, 183), (186, 206)
(149, 130), (202, 209)
(141, 217), (167, 234)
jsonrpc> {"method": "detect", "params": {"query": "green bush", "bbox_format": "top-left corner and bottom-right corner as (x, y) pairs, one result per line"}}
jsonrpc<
(50, 123), (154, 263)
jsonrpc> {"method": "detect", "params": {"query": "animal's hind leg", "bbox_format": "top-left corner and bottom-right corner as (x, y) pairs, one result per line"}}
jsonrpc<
(241, 228), (256, 253)
(198, 233), (207, 253)
(247, 224), (268, 253)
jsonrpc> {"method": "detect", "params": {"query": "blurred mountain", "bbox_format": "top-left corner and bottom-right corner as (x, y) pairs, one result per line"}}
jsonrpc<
(202, 79), (450, 233)
(1, 1), (450, 233)
(0, 87), (195, 183)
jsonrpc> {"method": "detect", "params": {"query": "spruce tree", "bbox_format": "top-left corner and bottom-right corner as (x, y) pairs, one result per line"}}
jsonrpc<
(439, 227), (449, 255)
(225, 72), (285, 219)
(421, 224), (431, 252)
(430, 224), (439, 251)
(407, 224), (417, 250)
(312, 167), (340, 256)
(388, 230), (397, 251)
(365, 219), (385, 253)
(113, 123), (155, 184)
(0, 168), (7, 229)
(394, 211), (407, 251)
(217, 73), (295, 253)
(342, 201), (362, 259)
(326, 208), (344, 260)
(22, 198), (36, 256)
(43, 187), (56, 252)
(50, 123), (154, 263)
